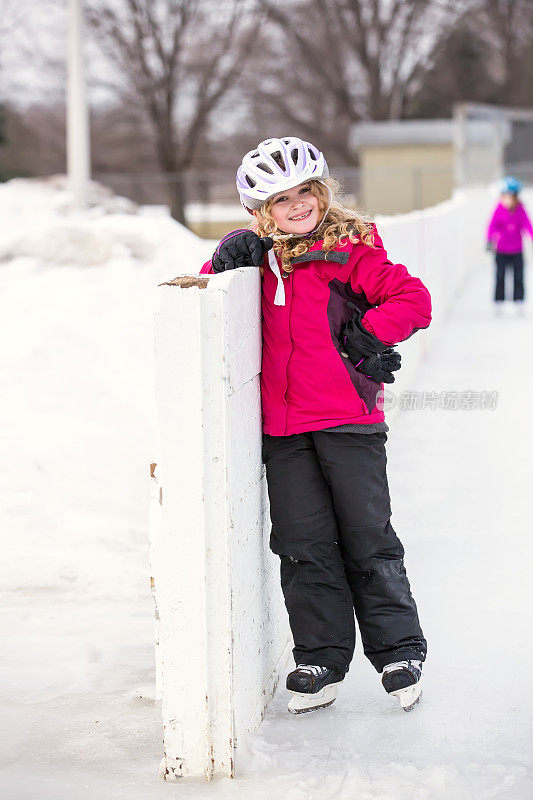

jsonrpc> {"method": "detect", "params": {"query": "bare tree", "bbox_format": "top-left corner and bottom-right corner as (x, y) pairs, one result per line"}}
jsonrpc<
(0, 0), (67, 150)
(475, 0), (533, 104)
(0, 103), (67, 178)
(406, 20), (498, 118)
(253, 0), (462, 159)
(87, 0), (258, 223)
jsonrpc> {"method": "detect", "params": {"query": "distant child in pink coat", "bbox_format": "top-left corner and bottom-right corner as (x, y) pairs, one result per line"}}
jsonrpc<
(201, 137), (431, 715)
(487, 176), (533, 307)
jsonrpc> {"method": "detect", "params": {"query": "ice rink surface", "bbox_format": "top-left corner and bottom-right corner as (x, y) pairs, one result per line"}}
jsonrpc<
(0, 180), (532, 798)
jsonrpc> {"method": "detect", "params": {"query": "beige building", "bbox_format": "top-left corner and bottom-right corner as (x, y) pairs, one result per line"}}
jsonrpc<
(352, 120), (456, 215)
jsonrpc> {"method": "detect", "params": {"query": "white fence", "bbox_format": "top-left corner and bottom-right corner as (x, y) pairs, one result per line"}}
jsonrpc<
(150, 187), (494, 781)
(375, 186), (493, 401)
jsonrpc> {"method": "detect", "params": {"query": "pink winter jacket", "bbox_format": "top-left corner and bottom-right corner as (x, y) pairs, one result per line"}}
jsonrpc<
(200, 229), (432, 436)
(487, 202), (533, 253)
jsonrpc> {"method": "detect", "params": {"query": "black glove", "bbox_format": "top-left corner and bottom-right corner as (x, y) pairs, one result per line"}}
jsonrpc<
(341, 304), (401, 384)
(212, 230), (274, 273)
(346, 348), (401, 384)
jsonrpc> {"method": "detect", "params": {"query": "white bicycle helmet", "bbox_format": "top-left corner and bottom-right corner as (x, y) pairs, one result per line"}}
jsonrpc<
(236, 136), (329, 210)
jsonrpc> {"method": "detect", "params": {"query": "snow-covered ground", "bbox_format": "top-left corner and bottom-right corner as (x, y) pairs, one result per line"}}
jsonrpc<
(1, 178), (532, 799)
(186, 201), (249, 224)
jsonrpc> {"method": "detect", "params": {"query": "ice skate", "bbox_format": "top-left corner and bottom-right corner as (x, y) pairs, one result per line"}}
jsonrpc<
(382, 660), (422, 712)
(286, 664), (344, 714)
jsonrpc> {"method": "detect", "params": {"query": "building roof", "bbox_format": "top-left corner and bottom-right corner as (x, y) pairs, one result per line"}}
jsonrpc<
(351, 118), (498, 148)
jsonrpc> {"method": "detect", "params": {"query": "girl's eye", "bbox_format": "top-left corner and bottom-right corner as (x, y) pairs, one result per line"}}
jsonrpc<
(274, 196), (287, 204)
(299, 186), (310, 194)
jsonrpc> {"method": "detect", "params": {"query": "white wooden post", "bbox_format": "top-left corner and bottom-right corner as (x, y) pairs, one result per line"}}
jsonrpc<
(151, 271), (291, 781)
(67, 0), (90, 208)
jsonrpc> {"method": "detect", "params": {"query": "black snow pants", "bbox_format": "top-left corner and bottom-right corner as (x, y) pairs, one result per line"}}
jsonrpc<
(262, 430), (427, 674)
(495, 251), (524, 301)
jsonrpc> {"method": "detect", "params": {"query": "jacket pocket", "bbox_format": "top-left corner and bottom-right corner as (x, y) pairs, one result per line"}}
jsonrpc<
(326, 350), (370, 416)
(330, 349), (383, 415)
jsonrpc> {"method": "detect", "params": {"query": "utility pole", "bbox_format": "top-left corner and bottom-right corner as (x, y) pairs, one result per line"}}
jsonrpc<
(453, 103), (467, 189)
(67, 0), (90, 209)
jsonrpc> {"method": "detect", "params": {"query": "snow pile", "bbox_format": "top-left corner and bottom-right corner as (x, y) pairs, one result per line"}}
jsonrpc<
(0, 177), (214, 604)
(0, 175), (212, 271)
(0, 177), (214, 798)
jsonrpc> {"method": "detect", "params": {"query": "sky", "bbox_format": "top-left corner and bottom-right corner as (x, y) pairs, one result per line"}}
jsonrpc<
(0, 0), (122, 108)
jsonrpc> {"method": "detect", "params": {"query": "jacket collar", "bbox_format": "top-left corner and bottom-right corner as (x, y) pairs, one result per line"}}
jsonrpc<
(268, 239), (352, 307)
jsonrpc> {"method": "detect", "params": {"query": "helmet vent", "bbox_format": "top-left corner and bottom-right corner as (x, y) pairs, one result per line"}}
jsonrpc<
(290, 148), (299, 164)
(271, 151), (285, 170)
(257, 162), (274, 174)
(245, 175), (256, 188)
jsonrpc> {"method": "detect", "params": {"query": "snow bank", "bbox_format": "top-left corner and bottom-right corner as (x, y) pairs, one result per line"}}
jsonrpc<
(0, 176), (214, 795)
(0, 175), (212, 271)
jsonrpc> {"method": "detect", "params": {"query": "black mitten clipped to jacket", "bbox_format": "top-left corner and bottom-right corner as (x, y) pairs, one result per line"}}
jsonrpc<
(212, 230), (274, 273)
(341, 304), (401, 384)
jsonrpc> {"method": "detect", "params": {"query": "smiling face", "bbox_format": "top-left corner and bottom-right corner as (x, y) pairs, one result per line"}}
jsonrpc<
(266, 182), (320, 234)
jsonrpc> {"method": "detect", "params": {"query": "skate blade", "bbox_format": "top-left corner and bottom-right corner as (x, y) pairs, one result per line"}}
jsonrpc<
(287, 682), (341, 714)
(390, 681), (422, 712)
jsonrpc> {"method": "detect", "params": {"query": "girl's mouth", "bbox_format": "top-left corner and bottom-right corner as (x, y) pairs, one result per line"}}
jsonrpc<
(289, 209), (312, 221)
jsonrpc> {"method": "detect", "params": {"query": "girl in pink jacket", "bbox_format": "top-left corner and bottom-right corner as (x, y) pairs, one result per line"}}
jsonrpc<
(487, 176), (533, 307)
(200, 137), (431, 715)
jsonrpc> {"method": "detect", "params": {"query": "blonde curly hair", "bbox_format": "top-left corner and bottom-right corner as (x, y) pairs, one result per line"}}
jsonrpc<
(252, 177), (375, 274)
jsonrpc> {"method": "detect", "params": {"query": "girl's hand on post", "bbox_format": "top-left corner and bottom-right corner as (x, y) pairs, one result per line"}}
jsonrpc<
(212, 231), (274, 273)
